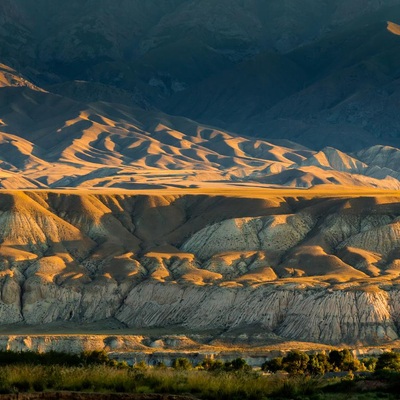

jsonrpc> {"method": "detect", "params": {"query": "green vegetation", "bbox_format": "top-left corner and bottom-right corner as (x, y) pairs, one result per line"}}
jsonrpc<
(0, 349), (125, 368)
(262, 349), (366, 374)
(199, 357), (252, 372)
(375, 352), (400, 371)
(0, 364), (331, 399)
(0, 350), (396, 399)
(171, 357), (193, 370)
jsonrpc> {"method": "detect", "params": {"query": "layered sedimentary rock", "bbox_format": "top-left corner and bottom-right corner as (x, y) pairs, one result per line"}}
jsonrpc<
(0, 190), (400, 345)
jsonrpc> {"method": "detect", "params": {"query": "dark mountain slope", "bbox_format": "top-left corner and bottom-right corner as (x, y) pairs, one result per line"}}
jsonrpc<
(2, 1), (400, 150)
(166, 7), (400, 150)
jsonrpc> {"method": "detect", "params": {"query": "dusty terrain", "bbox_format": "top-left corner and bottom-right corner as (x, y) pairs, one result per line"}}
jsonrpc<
(0, 189), (398, 349)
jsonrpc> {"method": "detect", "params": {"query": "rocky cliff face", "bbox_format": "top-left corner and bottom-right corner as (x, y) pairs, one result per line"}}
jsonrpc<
(0, 191), (399, 345)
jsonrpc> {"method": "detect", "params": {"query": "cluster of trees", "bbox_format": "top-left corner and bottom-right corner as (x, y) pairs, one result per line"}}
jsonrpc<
(200, 357), (251, 372)
(170, 357), (251, 372)
(0, 350), (128, 368)
(261, 350), (400, 375)
(262, 349), (360, 374)
(375, 351), (400, 371)
(0, 349), (400, 376)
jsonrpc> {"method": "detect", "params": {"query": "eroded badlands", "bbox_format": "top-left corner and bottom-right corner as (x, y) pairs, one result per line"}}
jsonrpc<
(0, 190), (399, 346)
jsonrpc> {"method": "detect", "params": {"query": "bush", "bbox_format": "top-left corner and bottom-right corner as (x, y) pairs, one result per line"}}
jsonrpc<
(282, 351), (309, 374)
(376, 352), (400, 371)
(361, 357), (377, 372)
(262, 350), (367, 375)
(81, 350), (109, 366)
(133, 360), (148, 370)
(261, 357), (283, 373)
(307, 353), (330, 375)
(230, 358), (251, 371)
(0, 350), (82, 367)
(155, 361), (167, 369)
(328, 349), (360, 371)
(200, 359), (224, 371)
(171, 357), (192, 370)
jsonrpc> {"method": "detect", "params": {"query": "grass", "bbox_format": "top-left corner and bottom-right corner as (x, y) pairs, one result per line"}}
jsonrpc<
(0, 351), (396, 400)
(0, 365), (330, 399)
(0, 364), (391, 400)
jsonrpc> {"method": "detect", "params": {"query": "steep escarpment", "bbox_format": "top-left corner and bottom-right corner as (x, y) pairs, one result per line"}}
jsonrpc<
(0, 190), (400, 345)
(116, 283), (400, 344)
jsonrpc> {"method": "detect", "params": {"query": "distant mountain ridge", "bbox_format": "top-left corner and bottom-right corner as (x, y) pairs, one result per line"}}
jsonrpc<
(2, 1), (400, 152)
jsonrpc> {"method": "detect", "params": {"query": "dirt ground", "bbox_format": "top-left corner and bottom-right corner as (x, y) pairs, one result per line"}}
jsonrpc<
(0, 393), (198, 400)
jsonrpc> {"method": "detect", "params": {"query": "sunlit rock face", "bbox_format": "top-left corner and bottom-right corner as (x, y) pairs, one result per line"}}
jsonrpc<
(0, 191), (399, 345)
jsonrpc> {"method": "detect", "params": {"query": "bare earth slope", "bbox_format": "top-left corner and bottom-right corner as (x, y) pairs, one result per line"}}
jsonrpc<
(0, 84), (314, 189)
(0, 189), (400, 346)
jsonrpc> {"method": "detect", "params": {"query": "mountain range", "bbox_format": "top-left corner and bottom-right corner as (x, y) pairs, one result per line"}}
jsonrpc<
(4, 2), (400, 350)
(2, 1), (400, 187)
(3, 63), (400, 189)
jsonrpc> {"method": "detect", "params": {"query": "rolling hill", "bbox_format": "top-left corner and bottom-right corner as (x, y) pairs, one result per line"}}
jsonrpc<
(0, 69), (400, 189)
(1, 65), (400, 189)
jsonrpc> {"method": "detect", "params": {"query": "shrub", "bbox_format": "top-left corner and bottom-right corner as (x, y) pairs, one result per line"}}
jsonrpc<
(133, 360), (148, 370)
(361, 357), (377, 372)
(81, 350), (109, 366)
(0, 350), (82, 367)
(171, 357), (192, 370)
(155, 361), (167, 369)
(282, 351), (309, 374)
(200, 359), (224, 371)
(261, 357), (283, 373)
(307, 354), (330, 375)
(376, 352), (400, 371)
(328, 349), (360, 371)
(230, 358), (251, 371)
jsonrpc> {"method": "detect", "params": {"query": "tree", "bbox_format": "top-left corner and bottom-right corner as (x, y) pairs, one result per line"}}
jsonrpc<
(328, 349), (359, 371)
(307, 353), (331, 375)
(231, 357), (251, 371)
(361, 357), (377, 372)
(376, 352), (400, 371)
(80, 350), (110, 366)
(282, 351), (309, 374)
(224, 358), (251, 372)
(155, 361), (167, 369)
(134, 360), (148, 370)
(261, 357), (283, 373)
